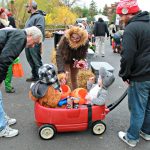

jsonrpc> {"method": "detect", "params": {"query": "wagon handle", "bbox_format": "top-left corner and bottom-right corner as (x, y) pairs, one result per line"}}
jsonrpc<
(107, 88), (128, 111)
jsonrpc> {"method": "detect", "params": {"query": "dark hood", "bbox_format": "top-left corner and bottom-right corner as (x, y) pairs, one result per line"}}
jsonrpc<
(32, 10), (46, 16)
(128, 11), (149, 24)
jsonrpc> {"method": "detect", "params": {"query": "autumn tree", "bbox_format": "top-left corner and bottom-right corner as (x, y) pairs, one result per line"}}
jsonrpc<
(45, 6), (77, 25)
(61, 0), (79, 7)
(82, 6), (89, 18)
(89, 0), (98, 19)
(102, 4), (108, 16)
(72, 6), (83, 18)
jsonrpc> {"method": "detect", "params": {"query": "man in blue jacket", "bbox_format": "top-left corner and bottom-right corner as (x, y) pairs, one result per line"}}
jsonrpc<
(0, 26), (42, 138)
(116, 0), (150, 147)
(25, 1), (46, 82)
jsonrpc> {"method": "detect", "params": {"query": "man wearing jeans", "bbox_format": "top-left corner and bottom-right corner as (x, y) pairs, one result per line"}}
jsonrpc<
(0, 26), (42, 137)
(93, 17), (109, 57)
(116, 0), (150, 147)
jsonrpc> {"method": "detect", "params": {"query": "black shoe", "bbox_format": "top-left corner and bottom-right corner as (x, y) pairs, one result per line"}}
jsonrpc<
(5, 88), (15, 93)
(26, 77), (39, 82)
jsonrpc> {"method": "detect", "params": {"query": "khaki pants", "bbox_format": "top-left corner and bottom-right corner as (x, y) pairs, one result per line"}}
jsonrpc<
(95, 36), (105, 56)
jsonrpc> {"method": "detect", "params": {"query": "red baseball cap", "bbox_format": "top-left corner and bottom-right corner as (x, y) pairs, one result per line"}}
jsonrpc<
(116, 0), (140, 15)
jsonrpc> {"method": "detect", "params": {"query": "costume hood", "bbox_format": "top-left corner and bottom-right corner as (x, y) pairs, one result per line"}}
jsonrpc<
(65, 26), (88, 49)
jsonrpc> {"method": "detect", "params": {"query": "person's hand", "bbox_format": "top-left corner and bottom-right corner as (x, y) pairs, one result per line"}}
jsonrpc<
(74, 59), (88, 69)
(85, 94), (92, 104)
(88, 76), (95, 84)
(125, 79), (130, 86)
(85, 94), (91, 101)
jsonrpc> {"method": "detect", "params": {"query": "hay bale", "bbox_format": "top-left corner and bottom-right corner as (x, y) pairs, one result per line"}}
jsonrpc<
(77, 69), (95, 89)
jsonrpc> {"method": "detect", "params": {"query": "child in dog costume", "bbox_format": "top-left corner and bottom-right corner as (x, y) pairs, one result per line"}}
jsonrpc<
(86, 67), (115, 105)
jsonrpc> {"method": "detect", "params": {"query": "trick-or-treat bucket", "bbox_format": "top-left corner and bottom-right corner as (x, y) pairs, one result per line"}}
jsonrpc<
(71, 88), (88, 105)
(60, 85), (71, 99)
(12, 63), (24, 78)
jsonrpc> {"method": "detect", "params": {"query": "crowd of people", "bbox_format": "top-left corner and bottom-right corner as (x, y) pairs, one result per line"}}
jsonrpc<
(0, 0), (150, 149)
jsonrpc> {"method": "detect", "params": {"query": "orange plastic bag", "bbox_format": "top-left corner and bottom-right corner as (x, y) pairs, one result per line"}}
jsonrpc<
(12, 63), (24, 78)
(71, 88), (88, 104)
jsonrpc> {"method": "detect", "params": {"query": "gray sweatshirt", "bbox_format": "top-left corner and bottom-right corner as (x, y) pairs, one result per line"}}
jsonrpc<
(87, 81), (108, 106)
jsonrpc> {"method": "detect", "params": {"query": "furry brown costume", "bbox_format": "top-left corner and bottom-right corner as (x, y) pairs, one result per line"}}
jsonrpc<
(56, 26), (89, 73)
(29, 86), (61, 108)
(56, 26), (89, 89)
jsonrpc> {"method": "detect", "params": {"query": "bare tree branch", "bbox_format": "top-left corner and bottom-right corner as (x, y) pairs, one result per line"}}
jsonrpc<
(61, 0), (80, 7)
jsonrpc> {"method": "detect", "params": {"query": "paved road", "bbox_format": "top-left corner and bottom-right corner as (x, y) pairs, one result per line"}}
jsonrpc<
(0, 38), (149, 150)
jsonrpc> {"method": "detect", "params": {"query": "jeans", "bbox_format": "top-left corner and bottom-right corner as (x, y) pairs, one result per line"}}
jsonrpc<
(25, 44), (43, 79)
(127, 81), (150, 141)
(0, 91), (7, 131)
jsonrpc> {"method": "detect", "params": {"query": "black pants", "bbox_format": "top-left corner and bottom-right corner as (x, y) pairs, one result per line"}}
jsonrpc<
(25, 44), (43, 79)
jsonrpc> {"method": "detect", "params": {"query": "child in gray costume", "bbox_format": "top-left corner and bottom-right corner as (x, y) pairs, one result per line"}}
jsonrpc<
(86, 67), (115, 105)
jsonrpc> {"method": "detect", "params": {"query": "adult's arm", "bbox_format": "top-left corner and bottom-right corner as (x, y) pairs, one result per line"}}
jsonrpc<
(119, 27), (137, 81)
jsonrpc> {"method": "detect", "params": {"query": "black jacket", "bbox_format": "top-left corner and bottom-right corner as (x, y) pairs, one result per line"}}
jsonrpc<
(93, 19), (109, 37)
(119, 11), (150, 82)
(0, 29), (26, 83)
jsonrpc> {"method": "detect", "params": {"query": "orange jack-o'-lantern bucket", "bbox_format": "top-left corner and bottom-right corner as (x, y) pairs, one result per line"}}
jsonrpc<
(71, 88), (87, 104)
(60, 85), (71, 99)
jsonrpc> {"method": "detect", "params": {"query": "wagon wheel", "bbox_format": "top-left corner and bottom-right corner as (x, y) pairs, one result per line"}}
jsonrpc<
(39, 124), (56, 140)
(92, 121), (106, 135)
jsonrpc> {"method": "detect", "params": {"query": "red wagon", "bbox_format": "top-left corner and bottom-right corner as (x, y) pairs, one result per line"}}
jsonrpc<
(34, 89), (127, 140)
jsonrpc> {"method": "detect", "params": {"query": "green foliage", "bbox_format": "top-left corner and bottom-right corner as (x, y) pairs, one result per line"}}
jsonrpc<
(82, 6), (89, 17)
(102, 4), (108, 16)
(89, 0), (98, 18)
(71, 6), (83, 17)
(45, 6), (77, 25)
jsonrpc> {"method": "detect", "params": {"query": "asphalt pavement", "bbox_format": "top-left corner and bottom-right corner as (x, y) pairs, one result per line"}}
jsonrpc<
(0, 38), (149, 150)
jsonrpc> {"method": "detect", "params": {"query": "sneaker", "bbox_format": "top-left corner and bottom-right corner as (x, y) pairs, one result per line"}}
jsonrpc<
(0, 126), (18, 138)
(118, 131), (137, 147)
(5, 115), (16, 126)
(140, 131), (150, 141)
(26, 77), (39, 82)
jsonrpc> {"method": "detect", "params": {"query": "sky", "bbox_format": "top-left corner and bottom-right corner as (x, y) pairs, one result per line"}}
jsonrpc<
(80, 0), (150, 11)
